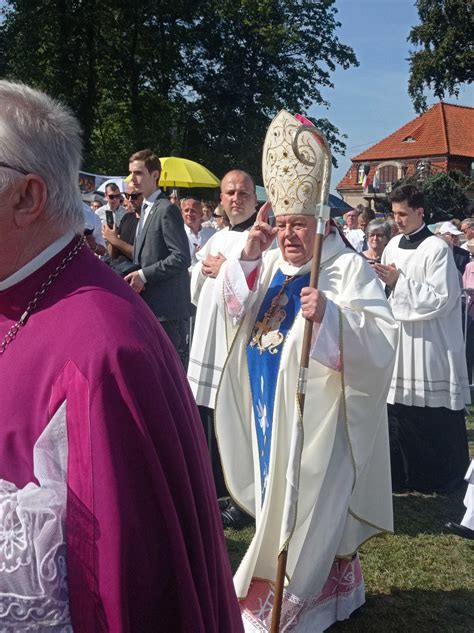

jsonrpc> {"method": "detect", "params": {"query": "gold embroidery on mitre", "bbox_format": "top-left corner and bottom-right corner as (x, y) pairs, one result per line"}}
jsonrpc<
(262, 110), (326, 217)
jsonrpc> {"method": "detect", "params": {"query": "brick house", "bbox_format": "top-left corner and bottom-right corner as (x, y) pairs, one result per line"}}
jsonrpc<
(336, 102), (474, 209)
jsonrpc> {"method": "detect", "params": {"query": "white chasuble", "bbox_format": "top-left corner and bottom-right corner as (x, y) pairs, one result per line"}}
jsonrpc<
(214, 230), (398, 601)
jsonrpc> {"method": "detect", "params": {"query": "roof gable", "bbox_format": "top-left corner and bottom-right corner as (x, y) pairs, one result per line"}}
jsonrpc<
(352, 103), (474, 161)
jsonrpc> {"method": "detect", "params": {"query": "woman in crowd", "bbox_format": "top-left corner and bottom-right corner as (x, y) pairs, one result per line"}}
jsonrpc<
(362, 218), (391, 266)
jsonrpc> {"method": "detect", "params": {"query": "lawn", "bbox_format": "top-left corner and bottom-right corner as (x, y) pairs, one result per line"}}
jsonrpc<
(225, 414), (474, 632)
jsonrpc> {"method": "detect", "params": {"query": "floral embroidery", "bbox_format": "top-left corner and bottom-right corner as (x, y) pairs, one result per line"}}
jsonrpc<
(0, 403), (72, 631)
(0, 488), (29, 573)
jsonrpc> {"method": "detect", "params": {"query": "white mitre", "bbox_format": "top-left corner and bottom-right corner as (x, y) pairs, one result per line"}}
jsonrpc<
(262, 110), (331, 217)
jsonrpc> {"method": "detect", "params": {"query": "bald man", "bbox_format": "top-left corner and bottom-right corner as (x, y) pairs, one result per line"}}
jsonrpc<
(188, 170), (258, 528)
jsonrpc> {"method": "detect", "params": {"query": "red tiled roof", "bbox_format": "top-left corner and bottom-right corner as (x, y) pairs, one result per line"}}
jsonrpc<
(352, 103), (474, 161)
(337, 166), (360, 191)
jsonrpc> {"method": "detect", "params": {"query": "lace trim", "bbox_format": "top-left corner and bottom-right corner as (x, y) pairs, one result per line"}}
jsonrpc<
(0, 402), (72, 630)
(223, 270), (246, 324)
(241, 556), (363, 631)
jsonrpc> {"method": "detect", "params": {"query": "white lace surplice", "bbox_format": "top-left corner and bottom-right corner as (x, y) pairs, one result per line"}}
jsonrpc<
(0, 402), (73, 632)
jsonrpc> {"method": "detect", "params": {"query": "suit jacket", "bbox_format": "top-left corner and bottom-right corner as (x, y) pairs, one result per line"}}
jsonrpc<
(453, 244), (470, 276)
(134, 193), (191, 320)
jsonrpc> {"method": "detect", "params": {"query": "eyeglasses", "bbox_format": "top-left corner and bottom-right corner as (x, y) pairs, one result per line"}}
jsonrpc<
(124, 192), (142, 200)
(368, 233), (386, 239)
(213, 213), (223, 218)
(0, 161), (29, 175)
(107, 193), (121, 200)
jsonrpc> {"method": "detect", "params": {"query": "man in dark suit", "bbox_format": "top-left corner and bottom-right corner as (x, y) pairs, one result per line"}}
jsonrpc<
(125, 149), (191, 365)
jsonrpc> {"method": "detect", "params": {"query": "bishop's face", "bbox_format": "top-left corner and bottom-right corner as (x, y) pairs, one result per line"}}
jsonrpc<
(276, 214), (317, 267)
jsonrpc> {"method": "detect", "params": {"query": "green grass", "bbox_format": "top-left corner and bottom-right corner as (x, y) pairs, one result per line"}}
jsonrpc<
(225, 414), (474, 632)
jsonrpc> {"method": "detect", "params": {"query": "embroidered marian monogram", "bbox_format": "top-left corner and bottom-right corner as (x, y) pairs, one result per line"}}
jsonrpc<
(249, 275), (294, 354)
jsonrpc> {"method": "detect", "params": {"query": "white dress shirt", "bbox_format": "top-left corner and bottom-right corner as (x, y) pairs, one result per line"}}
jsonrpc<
(137, 189), (162, 283)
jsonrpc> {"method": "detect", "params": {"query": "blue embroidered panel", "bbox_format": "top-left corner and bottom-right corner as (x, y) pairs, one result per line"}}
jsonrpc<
(246, 269), (310, 505)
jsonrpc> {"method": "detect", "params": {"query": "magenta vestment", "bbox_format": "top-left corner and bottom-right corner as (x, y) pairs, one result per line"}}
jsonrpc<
(0, 239), (242, 632)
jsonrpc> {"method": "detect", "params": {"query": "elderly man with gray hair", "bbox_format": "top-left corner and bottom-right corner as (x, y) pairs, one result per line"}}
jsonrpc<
(0, 81), (243, 633)
(461, 218), (474, 255)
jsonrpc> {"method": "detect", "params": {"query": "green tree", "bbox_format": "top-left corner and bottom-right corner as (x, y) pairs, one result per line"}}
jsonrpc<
(1, 0), (358, 179)
(421, 171), (471, 222)
(181, 0), (358, 177)
(386, 169), (471, 221)
(407, 0), (474, 113)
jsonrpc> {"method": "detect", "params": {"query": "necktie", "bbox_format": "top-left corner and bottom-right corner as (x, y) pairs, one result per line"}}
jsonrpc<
(134, 203), (147, 264)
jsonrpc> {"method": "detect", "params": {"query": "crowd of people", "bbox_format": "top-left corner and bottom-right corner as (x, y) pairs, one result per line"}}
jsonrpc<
(0, 81), (472, 633)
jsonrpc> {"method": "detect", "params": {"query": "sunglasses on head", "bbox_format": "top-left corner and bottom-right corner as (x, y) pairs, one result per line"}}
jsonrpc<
(107, 193), (121, 200)
(124, 192), (142, 200)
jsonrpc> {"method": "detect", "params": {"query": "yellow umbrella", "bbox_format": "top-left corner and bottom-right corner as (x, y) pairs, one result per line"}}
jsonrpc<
(125, 157), (219, 188)
(158, 157), (219, 188)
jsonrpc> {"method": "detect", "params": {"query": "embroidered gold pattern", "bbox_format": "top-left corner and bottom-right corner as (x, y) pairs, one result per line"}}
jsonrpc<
(249, 276), (294, 354)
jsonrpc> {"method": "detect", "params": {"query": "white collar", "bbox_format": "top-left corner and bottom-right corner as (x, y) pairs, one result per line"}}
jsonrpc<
(406, 223), (426, 238)
(277, 229), (347, 276)
(0, 231), (76, 291)
(184, 224), (200, 238)
(143, 189), (162, 207)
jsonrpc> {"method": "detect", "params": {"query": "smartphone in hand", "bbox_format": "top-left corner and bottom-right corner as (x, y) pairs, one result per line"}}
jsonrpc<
(105, 211), (114, 229)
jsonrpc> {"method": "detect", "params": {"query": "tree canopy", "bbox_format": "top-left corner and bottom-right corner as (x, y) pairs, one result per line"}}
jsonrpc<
(0, 0), (358, 180)
(393, 169), (471, 222)
(421, 171), (471, 222)
(407, 0), (473, 113)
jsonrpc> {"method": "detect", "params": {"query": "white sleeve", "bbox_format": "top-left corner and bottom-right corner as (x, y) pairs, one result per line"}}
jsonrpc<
(93, 213), (106, 247)
(312, 255), (398, 387)
(310, 298), (341, 371)
(190, 232), (221, 305)
(387, 244), (460, 321)
(216, 258), (261, 325)
(190, 261), (207, 305)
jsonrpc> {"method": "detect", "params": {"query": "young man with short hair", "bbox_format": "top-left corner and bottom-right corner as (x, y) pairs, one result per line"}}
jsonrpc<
(125, 149), (191, 366)
(375, 185), (470, 493)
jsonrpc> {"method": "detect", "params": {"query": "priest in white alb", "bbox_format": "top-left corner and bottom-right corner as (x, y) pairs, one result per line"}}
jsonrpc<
(214, 111), (398, 631)
(375, 185), (470, 493)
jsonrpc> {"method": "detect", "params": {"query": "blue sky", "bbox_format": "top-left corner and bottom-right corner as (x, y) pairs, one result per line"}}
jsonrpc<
(309, 0), (474, 194)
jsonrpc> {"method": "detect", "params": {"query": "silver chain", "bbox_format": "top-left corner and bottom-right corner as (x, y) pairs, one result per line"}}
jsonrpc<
(0, 235), (86, 355)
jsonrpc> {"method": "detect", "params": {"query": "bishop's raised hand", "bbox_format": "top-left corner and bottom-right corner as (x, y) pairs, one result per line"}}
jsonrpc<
(241, 201), (277, 261)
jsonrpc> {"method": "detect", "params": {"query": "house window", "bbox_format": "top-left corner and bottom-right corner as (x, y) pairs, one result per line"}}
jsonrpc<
(378, 165), (399, 193)
(357, 164), (365, 184)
